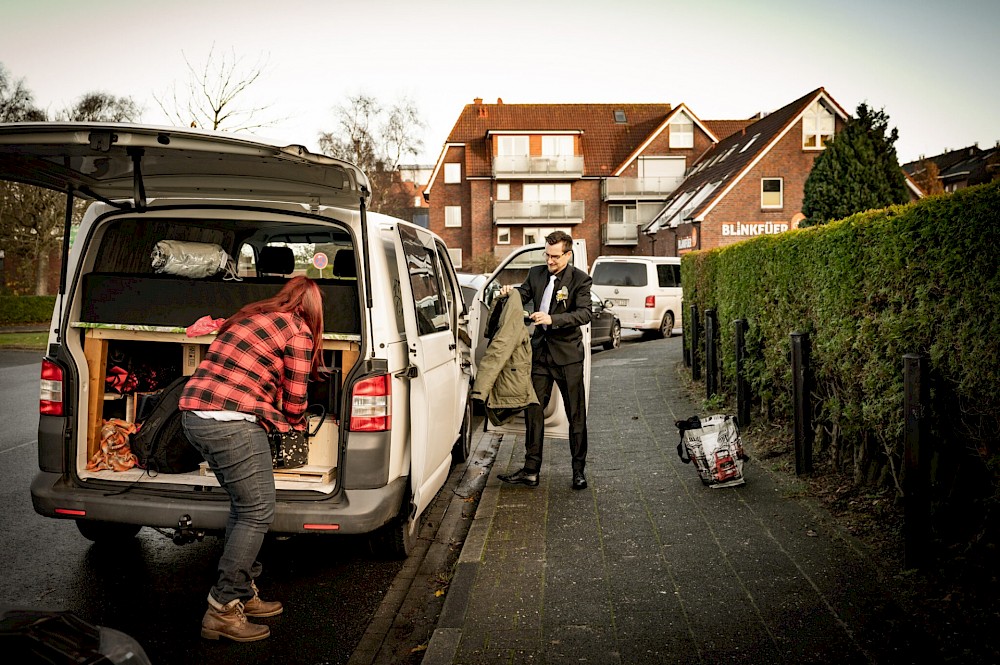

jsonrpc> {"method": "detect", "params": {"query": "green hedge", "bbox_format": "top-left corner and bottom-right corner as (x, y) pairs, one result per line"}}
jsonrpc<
(0, 295), (56, 325)
(682, 181), (1000, 532)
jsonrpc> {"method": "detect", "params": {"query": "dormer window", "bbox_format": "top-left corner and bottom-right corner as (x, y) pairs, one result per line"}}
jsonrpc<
(803, 100), (835, 149)
(670, 112), (694, 148)
(614, 109), (627, 123)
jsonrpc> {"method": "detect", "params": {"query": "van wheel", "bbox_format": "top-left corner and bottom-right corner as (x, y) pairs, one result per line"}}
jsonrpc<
(452, 396), (473, 464)
(369, 510), (419, 560)
(76, 520), (141, 543)
(659, 312), (675, 338)
(603, 321), (621, 350)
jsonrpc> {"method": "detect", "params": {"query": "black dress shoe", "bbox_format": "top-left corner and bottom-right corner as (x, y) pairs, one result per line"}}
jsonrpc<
(572, 471), (588, 490)
(498, 468), (539, 487)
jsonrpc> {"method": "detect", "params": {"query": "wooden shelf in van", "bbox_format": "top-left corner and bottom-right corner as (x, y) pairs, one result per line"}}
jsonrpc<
(72, 322), (360, 462)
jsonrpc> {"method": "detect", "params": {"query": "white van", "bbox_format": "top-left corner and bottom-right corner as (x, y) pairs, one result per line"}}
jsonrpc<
(590, 255), (683, 338)
(0, 122), (475, 558)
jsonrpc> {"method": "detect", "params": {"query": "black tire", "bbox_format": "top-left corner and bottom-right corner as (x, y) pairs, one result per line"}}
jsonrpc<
(368, 509), (419, 560)
(603, 320), (621, 350)
(659, 312), (675, 338)
(452, 394), (473, 464)
(76, 520), (142, 543)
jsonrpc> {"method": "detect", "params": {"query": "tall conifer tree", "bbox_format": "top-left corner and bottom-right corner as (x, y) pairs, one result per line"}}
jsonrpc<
(801, 103), (909, 226)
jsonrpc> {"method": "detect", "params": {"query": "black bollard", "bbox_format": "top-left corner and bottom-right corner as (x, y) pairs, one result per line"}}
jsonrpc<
(705, 309), (718, 398)
(791, 332), (812, 475)
(690, 303), (700, 381)
(682, 301), (691, 367)
(734, 319), (750, 428)
(903, 353), (930, 569)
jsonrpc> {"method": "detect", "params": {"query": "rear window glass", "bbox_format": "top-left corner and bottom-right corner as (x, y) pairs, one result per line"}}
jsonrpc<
(592, 262), (647, 287)
(656, 264), (681, 288)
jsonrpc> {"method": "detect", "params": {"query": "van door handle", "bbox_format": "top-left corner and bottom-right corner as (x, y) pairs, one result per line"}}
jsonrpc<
(449, 343), (456, 350)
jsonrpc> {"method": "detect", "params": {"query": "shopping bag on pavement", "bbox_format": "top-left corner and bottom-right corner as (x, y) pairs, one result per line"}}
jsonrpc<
(675, 414), (747, 488)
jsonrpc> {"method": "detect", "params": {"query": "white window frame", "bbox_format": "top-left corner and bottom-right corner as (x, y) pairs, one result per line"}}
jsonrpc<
(445, 206), (462, 228)
(523, 227), (571, 246)
(608, 204), (637, 225)
(444, 163), (461, 183)
(669, 112), (694, 149)
(447, 248), (462, 268)
(523, 183), (571, 201)
(803, 101), (835, 149)
(497, 135), (529, 156)
(541, 135), (574, 156)
(761, 178), (783, 209)
(497, 227), (511, 244)
(496, 183), (510, 200)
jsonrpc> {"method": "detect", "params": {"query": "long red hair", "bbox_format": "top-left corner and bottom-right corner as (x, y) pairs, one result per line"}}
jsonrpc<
(219, 276), (326, 379)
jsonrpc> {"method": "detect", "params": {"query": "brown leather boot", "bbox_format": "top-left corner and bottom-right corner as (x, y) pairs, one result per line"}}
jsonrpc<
(243, 581), (283, 617)
(201, 595), (270, 642)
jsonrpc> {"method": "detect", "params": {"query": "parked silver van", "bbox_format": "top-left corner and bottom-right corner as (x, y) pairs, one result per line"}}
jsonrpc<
(0, 122), (474, 558)
(590, 255), (683, 338)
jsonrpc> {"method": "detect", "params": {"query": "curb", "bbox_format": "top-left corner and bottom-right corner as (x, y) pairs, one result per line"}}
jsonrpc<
(348, 421), (502, 665)
(420, 433), (515, 665)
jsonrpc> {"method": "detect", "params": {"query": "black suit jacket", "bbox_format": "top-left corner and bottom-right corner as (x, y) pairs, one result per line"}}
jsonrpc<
(516, 264), (593, 366)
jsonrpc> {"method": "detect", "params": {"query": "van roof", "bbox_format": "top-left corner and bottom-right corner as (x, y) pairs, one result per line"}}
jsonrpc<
(593, 255), (680, 263)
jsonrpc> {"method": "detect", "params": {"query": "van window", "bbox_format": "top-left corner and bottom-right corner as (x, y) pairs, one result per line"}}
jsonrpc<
(656, 264), (681, 288)
(399, 225), (451, 336)
(592, 262), (647, 287)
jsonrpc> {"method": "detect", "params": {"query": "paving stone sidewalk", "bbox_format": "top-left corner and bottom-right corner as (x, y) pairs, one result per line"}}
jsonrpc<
(423, 335), (933, 664)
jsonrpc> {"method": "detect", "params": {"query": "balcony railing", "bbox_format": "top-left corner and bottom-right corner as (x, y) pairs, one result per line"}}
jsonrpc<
(602, 176), (684, 200)
(601, 222), (641, 245)
(493, 155), (584, 179)
(493, 200), (585, 225)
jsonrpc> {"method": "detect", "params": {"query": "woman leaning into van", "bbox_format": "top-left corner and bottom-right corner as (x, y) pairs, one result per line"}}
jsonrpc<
(179, 275), (325, 642)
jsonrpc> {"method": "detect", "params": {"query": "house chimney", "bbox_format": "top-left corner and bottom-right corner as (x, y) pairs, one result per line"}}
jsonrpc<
(474, 97), (482, 105)
(497, 98), (503, 105)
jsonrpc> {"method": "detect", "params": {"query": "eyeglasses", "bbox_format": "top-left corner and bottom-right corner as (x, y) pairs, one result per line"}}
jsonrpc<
(544, 250), (569, 261)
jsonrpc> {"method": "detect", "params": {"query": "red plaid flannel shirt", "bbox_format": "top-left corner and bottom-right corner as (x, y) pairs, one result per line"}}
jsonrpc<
(179, 311), (314, 433)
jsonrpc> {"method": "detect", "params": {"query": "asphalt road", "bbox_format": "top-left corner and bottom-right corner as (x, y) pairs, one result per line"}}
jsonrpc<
(0, 350), (409, 664)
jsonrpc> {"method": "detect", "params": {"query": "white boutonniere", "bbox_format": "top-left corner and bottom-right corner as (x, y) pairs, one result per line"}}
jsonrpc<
(555, 286), (569, 303)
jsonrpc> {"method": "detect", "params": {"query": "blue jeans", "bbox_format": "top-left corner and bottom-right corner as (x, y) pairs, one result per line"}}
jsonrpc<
(181, 412), (275, 605)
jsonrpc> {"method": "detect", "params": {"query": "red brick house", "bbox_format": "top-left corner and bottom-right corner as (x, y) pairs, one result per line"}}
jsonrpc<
(423, 88), (854, 266)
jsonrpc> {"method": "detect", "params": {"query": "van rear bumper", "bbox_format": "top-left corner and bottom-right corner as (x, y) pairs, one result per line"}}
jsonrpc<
(30, 472), (406, 535)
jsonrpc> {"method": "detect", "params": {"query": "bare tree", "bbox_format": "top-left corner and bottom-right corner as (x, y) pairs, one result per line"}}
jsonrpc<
(318, 93), (425, 217)
(58, 91), (141, 123)
(0, 63), (45, 121)
(154, 44), (275, 132)
(0, 73), (142, 294)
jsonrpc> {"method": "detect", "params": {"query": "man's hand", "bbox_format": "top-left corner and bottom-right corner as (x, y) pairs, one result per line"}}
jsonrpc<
(529, 312), (552, 326)
(499, 284), (515, 297)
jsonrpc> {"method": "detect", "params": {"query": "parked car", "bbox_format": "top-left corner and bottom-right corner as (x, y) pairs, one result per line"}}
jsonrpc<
(457, 272), (489, 309)
(590, 255), (683, 338)
(0, 122), (475, 559)
(589, 293), (621, 350)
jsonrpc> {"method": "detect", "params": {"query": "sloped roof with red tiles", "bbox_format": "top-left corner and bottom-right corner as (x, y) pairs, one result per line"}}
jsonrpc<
(704, 118), (758, 143)
(444, 102), (674, 177)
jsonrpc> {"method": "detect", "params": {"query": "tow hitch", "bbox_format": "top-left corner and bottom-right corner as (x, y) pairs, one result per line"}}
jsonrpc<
(172, 514), (205, 546)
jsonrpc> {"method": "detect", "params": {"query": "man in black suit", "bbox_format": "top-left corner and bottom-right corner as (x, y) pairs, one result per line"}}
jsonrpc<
(498, 231), (593, 490)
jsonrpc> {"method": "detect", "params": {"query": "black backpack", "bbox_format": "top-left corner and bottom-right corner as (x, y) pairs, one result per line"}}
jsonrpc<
(131, 376), (204, 474)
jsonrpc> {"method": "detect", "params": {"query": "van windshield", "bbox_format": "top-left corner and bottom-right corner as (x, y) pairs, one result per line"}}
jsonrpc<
(592, 263), (647, 287)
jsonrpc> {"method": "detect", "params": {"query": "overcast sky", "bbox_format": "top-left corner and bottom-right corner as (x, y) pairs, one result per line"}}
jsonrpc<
(2, 0), (997, 165)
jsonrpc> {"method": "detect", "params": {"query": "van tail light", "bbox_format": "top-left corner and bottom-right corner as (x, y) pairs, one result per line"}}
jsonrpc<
(349, 374), (391, 432)
(645, 295), (656, 309)
(40, 359), (64, 416)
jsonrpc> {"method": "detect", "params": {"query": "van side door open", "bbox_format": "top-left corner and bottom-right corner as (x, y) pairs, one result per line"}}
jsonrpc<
(394, 224), (464, 521)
